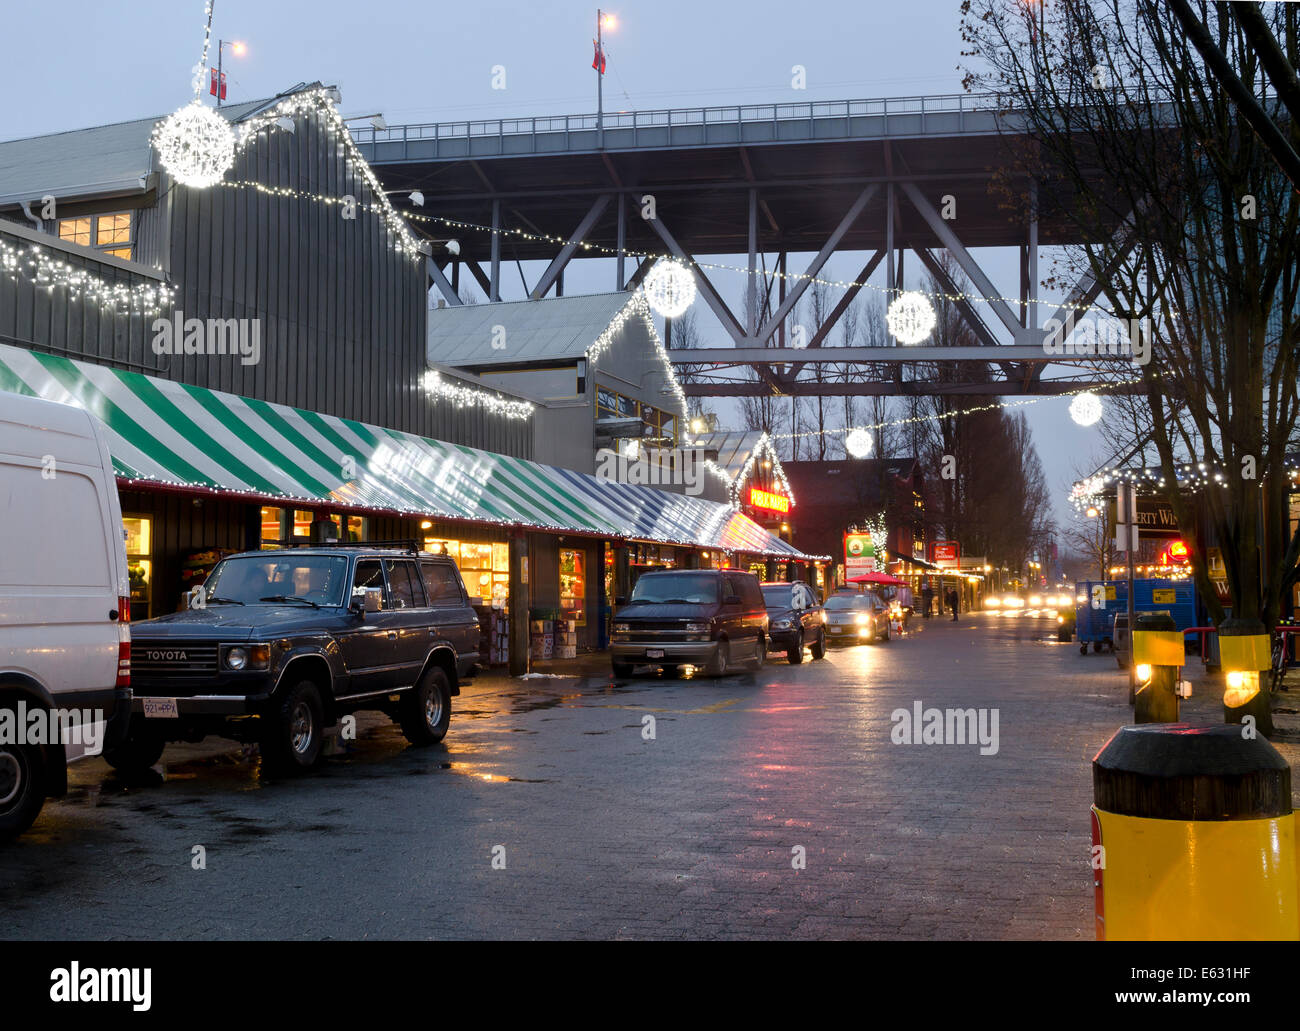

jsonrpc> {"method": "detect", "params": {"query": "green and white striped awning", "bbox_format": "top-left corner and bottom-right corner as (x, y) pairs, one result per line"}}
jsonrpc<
(0, 342), (820, 561)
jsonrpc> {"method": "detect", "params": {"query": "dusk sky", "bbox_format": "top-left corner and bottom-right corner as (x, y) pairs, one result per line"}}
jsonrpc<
(1, 0), (1110, 529)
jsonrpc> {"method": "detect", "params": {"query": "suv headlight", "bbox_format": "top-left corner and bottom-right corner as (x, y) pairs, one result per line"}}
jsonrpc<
(684, 622), (709, 633)
(223, 644), (270, 670)
(614, 623), (630, 634)
(772, 618), (793, 630)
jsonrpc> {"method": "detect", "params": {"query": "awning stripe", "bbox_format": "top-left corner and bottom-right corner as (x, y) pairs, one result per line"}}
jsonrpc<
(0, 341), (824, 561)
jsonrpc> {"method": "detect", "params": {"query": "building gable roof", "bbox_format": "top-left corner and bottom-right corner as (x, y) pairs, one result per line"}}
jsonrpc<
(0, 90), (314, 207)
(427, 292), (646, 368)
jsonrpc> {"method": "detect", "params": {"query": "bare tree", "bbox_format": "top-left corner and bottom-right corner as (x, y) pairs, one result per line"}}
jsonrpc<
(964, 0), (1300, 732)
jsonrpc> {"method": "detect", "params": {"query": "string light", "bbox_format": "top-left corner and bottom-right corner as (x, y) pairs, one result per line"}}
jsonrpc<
(153, 1), (236, 189)
(767, 377), (1146, 445)
(885, 291), (936, 344)
(0, 237), (174, 315)
(724, 432), (795, 509)
(1069, 390), (1103, 427)
(1070, 459), (1298, 513)
(218, 178), (1132, 319)
(844, 427), (874, 458)
(162, 89), (423, 258)
(587, 291), (689, 421)
(643, 258), (696, 318)
(230, 90), (423, 257)
(865, 514), (889, 560)
(153, 101), (237, 189)
(422, 370), (534, 419)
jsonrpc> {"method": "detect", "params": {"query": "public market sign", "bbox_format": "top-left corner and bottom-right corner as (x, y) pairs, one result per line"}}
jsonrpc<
(748, 486), (790, 513)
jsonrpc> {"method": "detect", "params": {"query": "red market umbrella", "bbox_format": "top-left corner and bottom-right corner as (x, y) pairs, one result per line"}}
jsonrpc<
(847, 572), (906, 586)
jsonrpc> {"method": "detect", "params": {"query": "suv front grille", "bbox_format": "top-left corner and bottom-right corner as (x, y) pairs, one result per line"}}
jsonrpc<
(132, 643), (220, 676)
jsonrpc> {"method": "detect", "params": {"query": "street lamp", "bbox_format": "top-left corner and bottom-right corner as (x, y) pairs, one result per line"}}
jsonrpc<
(216, 39), (245, 108)
(595, 10), (616, 148)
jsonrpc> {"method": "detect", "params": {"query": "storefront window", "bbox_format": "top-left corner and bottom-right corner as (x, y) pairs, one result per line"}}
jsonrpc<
(425, 536), (509, 605)
(123, 515), (152, 621)
(560, 549), (586, 627)
(260, 506), (285, 549)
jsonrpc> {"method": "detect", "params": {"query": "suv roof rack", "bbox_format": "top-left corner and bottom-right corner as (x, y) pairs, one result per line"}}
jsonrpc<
(279, 538), (420, 554)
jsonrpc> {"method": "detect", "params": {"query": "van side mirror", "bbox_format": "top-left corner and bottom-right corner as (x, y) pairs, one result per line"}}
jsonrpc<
(350, 587), (383, 616)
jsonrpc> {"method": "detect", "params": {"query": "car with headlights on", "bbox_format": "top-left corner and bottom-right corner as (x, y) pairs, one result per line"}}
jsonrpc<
(109, 545), (480, 775)
(610, 569), (767, 677)
(760, 581), (827, 664)
(823, 591), (891, 645)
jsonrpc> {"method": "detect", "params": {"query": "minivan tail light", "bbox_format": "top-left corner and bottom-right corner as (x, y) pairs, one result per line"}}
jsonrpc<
(116, 595), (131, 688)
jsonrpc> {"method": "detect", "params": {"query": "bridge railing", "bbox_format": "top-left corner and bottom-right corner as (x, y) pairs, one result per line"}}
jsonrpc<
(352, 92), (1009, 149)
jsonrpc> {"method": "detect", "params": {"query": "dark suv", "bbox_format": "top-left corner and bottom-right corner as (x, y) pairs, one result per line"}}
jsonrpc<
(110, 545), (481, 774)
(761, 581), (827, 664)
(610, 569), (768, 677)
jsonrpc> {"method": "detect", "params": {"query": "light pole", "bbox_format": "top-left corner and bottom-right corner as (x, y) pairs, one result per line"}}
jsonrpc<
(216, 39), (245, 108)
(595, 10), (615, 148)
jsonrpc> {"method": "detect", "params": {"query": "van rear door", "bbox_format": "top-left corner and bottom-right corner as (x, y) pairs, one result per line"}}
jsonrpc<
(0, 395), (127, 758)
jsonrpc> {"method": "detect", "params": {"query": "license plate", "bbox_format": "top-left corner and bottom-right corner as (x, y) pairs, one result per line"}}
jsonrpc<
(829, 626), (841, 634)
(142, 697), (179, 719)
(646, 649), (665, 659)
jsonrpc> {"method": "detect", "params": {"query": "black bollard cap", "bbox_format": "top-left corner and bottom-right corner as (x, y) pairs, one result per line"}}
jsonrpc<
(1093, 724), (1291, 820)
(1134, 610), (1177, 632)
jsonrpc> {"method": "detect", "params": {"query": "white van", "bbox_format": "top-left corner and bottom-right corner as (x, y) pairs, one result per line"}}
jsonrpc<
(0, 391), (132, 839)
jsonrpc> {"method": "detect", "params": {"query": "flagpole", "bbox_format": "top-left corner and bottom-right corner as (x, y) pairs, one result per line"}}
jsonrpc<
(596, 8), (604, 149)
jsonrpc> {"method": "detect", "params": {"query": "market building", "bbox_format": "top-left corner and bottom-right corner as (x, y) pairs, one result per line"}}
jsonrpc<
(0, 82), (825, 669)
(783, 456), (931, 593)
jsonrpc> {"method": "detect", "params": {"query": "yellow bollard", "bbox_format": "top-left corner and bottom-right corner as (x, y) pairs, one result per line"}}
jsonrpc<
(1131, 612), (1182, 724)
(1092, 723), (1297, 940)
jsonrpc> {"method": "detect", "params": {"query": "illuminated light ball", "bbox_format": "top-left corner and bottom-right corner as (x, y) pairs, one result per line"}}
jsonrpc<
(844, 428), (874, 458)
(643, 259), (696, 318)
(1069, 391), (1104, 427)
(152, 102), (236, 189)
(885, 290), (937, 344)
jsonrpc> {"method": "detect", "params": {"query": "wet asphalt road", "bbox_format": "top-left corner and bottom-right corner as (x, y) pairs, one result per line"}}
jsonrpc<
(2, 613), (1277, 940)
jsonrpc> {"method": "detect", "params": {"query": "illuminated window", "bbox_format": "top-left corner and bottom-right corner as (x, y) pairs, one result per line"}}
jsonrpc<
(58, 217), (92, 247)
(56, 211), (133, 260)
(424, 536), (509, 605)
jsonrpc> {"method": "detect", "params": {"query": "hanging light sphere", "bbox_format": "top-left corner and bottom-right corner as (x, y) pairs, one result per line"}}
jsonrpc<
(845, 428), (874, 458)
(643, 259), (697, 318)
(1069, 391), (1104, 427)
(152, 102), (236, 189)
(885, 290), (937, 344)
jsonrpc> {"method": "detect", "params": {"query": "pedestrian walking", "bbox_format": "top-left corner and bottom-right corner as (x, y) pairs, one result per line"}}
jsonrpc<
(948, 588), (959, 622)
(921, 585), (933, 619)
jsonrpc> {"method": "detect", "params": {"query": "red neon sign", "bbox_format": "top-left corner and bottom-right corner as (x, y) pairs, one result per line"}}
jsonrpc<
(749, 487), (790, 513)
(1160, 540), (1190, 564)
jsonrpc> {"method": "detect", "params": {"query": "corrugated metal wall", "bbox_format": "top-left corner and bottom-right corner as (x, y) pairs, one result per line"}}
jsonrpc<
(0, 107), (533, 459)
